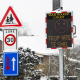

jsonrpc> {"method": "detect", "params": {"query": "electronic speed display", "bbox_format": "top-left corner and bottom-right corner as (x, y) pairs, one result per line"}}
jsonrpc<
(46, 12), (73, 49)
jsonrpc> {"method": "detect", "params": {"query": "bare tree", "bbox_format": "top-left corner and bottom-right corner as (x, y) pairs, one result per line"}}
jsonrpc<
(18, 22), (32, 36)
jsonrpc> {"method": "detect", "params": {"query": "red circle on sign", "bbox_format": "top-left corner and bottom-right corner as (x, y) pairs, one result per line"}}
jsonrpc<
(5, 34), (16, 46)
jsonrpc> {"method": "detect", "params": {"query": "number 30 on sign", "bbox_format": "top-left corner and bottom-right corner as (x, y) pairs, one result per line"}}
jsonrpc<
(3, 29), (17, 51)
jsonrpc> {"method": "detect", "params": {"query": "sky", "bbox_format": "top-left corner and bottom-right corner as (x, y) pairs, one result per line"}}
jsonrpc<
(0, 0), (80, 43)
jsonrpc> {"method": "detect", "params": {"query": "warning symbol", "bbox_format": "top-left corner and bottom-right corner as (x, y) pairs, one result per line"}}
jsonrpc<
(0, 6), (22, 27)
(6, 14), (14, 24)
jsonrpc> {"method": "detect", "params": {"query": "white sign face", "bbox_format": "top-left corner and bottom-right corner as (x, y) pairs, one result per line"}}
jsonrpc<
(3, 28), (17, 51)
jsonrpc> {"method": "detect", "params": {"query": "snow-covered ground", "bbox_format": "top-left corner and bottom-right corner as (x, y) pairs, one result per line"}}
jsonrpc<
(18, 36), (59, 55)
(40, 76), (47, 80)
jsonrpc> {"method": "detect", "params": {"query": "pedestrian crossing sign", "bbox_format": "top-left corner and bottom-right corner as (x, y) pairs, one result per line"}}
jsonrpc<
(0, 6), (22, 27)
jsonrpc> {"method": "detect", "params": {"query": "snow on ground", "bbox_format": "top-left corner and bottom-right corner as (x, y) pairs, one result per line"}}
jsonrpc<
(18, 36), (59, 55)
(69, 58), (80, 63)
(40, 76), (47, 80)
(64, 54), (80, 63)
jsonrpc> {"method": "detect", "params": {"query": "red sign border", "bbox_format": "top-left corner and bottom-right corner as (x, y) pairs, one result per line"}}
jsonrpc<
(5, 34), (16, 46)
(0, 6), (22, 27)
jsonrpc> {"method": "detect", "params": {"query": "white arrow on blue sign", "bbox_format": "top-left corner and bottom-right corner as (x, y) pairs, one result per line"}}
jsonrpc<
(3, 52), (19, 76)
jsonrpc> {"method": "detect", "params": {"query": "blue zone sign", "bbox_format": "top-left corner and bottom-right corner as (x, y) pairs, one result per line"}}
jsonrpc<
(3, 52), (19, 76)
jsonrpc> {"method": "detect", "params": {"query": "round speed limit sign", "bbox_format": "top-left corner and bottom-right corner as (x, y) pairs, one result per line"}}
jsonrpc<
(5, 34), (16, 46)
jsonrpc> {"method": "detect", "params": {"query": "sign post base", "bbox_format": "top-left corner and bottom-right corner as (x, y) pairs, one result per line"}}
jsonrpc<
(10, 76), (13, 80)
(59, 49), (64, 80)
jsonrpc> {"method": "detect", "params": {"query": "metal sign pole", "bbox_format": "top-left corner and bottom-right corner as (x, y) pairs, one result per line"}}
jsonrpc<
(49, 55), (50, 80)
(10, 76), (13, 80)
(59, 49), (64, 80)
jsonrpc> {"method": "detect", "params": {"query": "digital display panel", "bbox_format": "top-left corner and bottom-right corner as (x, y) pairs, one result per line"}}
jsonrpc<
(47, 12), (72, 48)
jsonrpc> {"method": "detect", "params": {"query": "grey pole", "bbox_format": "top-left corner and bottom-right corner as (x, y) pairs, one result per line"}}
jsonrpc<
(49, 55), (50, 80)
(59, 49), (64, 80)
(49, 55), (50, 73)
(10, 76), (13, 80)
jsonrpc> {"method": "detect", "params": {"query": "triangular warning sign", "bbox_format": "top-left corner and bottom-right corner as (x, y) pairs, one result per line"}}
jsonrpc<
(0, 6), (22, 27)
